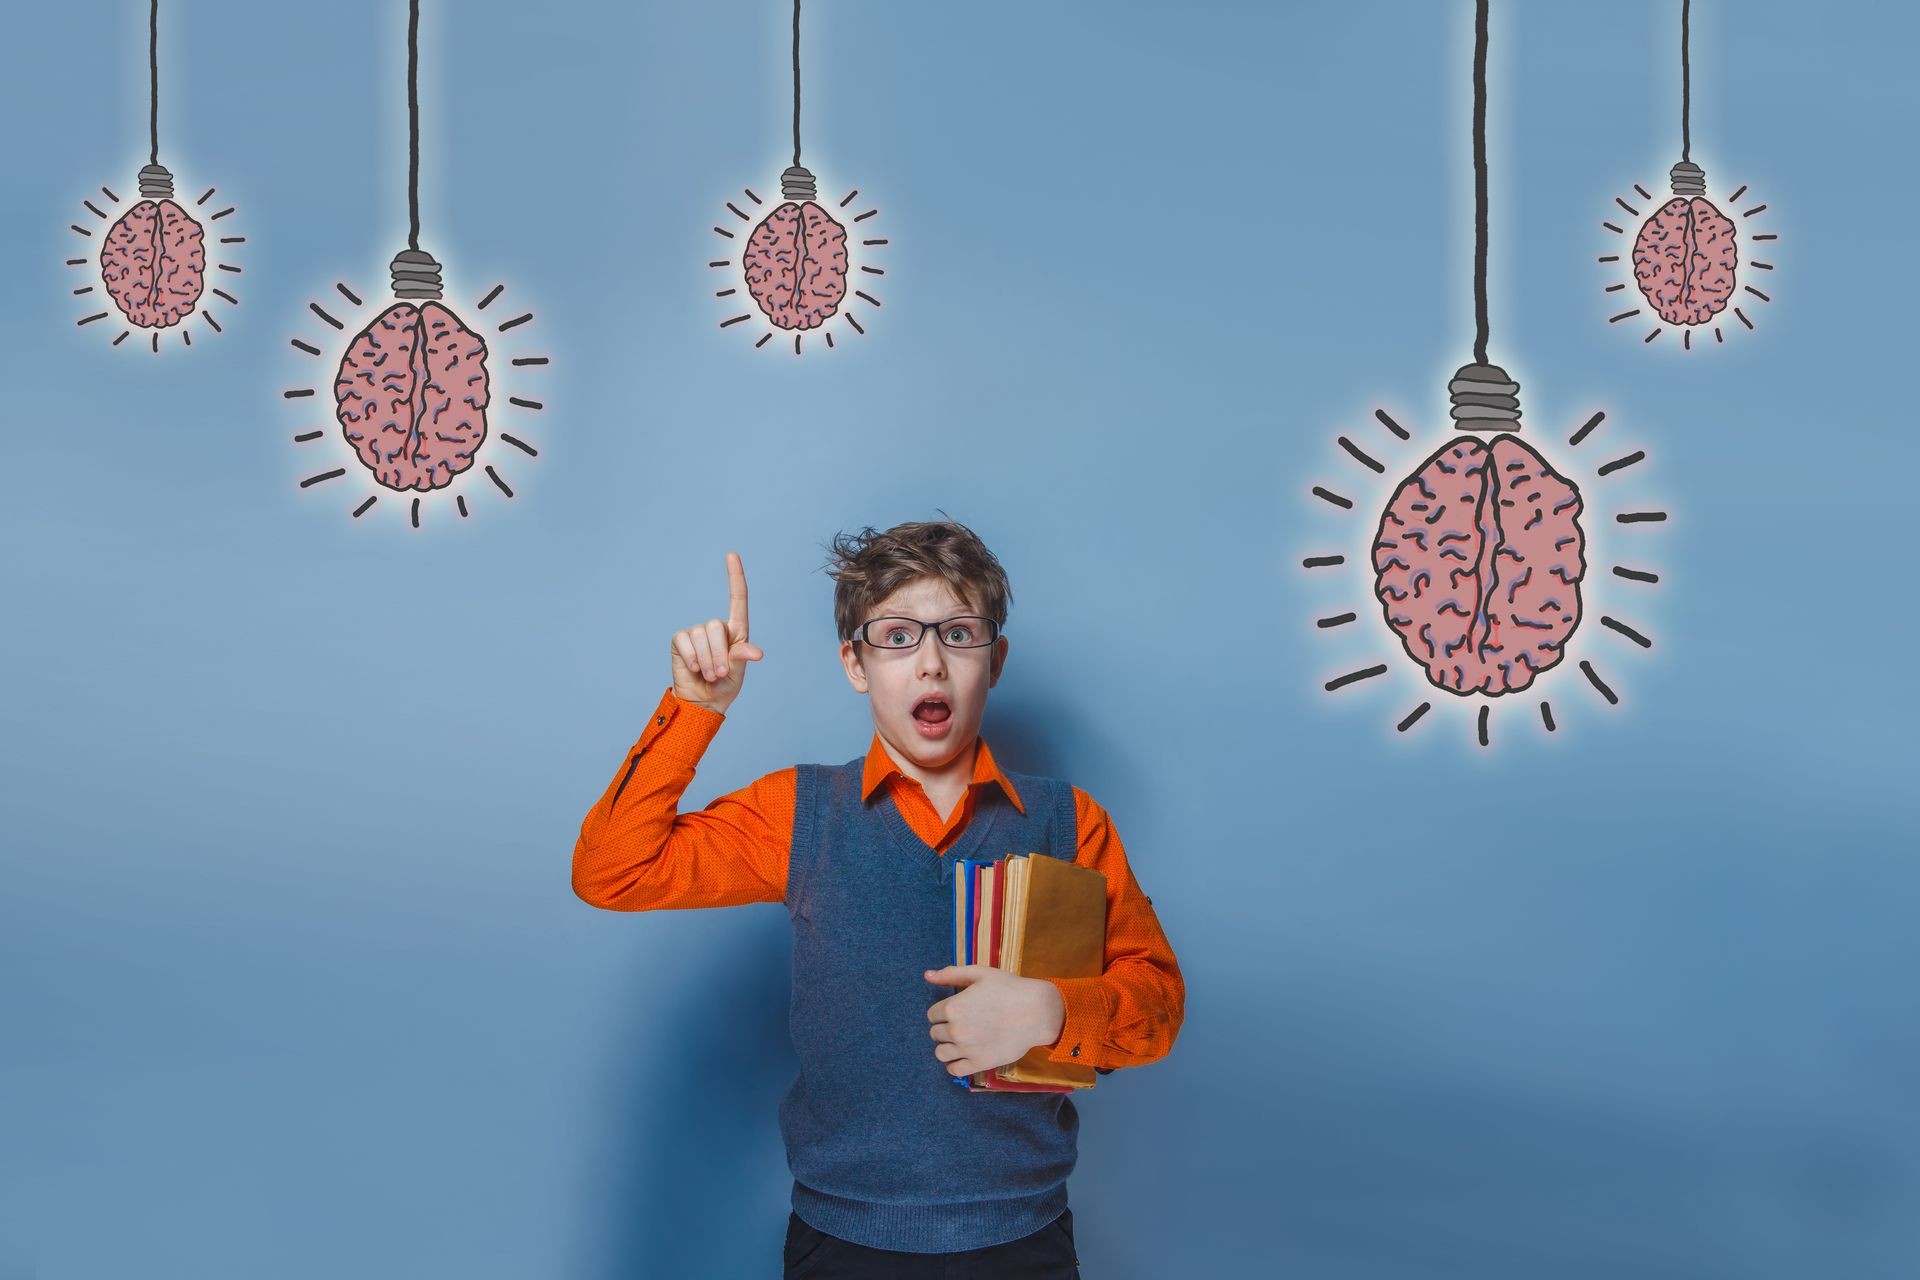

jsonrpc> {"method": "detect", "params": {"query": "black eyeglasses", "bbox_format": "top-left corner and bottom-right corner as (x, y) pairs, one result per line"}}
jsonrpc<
(855, 615), (1001, 650)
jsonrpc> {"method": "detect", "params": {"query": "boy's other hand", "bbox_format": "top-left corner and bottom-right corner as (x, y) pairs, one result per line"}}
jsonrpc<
(924, 965), (1067, 1077)
(670, 551), (764, 715)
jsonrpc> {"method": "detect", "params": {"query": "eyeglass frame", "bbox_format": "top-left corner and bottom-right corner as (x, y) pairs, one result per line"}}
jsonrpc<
(851, 614), (1003, 652)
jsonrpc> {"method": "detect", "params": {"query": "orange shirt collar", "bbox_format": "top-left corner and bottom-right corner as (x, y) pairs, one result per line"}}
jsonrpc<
(861, 734), (1025, 814)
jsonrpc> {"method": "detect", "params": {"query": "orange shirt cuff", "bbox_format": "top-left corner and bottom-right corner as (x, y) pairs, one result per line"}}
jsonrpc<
(1041, 976), (1108, 1067)
(639, 688), (726, 768)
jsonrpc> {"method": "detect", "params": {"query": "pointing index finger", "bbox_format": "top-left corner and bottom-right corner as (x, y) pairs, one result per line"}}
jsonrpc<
(726, 551), (749, 642)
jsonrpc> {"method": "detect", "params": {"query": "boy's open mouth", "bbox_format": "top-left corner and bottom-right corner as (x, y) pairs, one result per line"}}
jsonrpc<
(912, 695), (951, 725)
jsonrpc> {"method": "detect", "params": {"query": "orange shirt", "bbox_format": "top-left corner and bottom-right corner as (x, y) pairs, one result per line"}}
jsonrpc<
(573, 688), (1185, 1073)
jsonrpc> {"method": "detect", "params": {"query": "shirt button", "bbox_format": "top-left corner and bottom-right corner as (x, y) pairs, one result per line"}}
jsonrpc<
(1070, 1046), (1081, 1057)
(655, 715), (666, 725)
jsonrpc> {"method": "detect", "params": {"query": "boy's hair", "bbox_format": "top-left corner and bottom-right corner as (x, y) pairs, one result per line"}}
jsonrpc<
(823, 517), (1012, 643)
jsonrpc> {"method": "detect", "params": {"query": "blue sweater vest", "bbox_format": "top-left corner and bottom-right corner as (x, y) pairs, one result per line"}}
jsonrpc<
(781, 756), (1081, 1253)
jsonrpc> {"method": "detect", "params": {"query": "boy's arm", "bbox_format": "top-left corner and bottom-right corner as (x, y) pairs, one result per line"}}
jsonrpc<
(1035, 789), (1186, 1071)
(572, 688), (792, 910)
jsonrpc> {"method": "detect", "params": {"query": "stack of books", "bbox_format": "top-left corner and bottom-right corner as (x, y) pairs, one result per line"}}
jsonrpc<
(951, 853), (1107, 1092)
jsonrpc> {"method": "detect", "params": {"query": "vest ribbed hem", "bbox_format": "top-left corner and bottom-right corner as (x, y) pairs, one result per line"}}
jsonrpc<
(791, 1179), (1069, 1254)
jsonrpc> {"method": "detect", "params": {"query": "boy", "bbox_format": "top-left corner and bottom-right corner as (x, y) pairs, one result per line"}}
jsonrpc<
(572, 520), (1184, 1277)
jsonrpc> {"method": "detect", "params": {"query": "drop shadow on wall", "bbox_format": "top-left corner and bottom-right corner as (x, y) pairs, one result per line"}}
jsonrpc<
(596, 907), (797, 1279)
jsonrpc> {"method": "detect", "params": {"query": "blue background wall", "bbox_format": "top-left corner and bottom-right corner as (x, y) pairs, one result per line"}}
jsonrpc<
(3, 1), (1914, 1276)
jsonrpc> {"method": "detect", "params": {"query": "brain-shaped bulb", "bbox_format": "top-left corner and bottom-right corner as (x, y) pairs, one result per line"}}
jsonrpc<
(99, 164), (205, 329)
(1371, 366), (1588, 696)
(332, 252), (491, 493)
(1632, 161), (1738, 326)
(741, 165), (848, 330)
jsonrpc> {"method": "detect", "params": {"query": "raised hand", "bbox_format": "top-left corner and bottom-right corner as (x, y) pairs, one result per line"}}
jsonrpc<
(670, 551), (764, 715)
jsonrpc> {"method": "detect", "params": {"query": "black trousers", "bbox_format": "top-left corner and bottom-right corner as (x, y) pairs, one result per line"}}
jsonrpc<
(782, 1208), (1079, 1278)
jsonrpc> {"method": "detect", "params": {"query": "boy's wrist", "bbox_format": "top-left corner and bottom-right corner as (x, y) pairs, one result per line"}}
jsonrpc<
(1030, 976), (1066, 1049)
(670, 689), (729, 718)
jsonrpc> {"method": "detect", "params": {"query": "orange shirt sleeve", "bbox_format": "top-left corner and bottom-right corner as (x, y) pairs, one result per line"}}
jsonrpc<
(572, 688), (793, 910)
(1036, 788), (1186, 1072)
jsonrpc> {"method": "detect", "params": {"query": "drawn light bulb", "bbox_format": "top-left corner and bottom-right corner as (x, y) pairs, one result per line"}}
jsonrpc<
(1598, 0), (1776, 348)
(1371, 365), (1586, 697)
(742, 164), (849, 330)
(67, 0), (242, 352)
(1632, 162), (1736, 326)
(333, 249), (491, 493)
(1305, 0), (1667, 748)
(287, 0), (548, 528)
(710, 0), (886, 352)
(99, 163), (206, 329)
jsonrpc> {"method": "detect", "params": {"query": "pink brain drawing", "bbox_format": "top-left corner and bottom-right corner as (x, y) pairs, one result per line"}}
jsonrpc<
(1632, 197), (1737, 326)
(1373, 434), (1587, 695)
(742, 201), (849, 329)
(333, 302), (491, 492)
(99, 199), (206, 328)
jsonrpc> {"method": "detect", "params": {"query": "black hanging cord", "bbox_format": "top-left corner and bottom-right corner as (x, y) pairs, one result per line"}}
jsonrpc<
(407, 0), (422, 251)
(148, 0), (159, 165)
(1680, 0), (1691, 162)
(1472, 0), (1489, 365)
(791, 0), (803, 168)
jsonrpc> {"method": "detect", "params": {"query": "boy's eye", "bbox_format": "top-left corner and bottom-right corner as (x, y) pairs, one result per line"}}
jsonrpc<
(884, 628), (913, 646)
(944, 625), (974, 644)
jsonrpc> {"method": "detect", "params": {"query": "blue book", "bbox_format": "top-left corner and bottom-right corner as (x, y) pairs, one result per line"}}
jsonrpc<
(949, 860), (981, 1087)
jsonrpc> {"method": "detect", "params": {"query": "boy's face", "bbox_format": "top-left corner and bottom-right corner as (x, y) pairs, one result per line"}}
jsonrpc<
(839, 576), (1008, 774)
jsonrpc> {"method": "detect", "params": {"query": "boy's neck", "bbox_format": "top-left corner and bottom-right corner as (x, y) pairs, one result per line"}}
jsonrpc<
(876, 733), (979, 825)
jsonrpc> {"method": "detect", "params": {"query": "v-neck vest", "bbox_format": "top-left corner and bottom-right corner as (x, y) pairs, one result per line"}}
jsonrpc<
(781, 756), (1081, 1253)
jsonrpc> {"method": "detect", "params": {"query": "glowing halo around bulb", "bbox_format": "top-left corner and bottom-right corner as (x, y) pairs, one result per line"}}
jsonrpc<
(1302, 377), (1670, 748)
(1599, 166), (1777, 349)
(286, 260), (550, 529)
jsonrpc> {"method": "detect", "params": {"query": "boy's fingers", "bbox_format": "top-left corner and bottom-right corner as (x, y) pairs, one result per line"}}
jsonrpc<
(704, 619), (731, 679)
(925, 965), (985, 989)
(726, 552), (750, 642)
(929, 1023), (953, 1043)
(688, 628), (715, 681)
(672, 632), (699, 674)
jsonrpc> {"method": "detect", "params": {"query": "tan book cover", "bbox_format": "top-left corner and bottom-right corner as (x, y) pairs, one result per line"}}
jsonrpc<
(1003, 855), (1029, 975)
(1000, 853), (1106, 1089)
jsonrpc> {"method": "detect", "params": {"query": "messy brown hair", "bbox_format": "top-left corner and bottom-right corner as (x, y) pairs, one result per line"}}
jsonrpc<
(823, 516), (1012, 643)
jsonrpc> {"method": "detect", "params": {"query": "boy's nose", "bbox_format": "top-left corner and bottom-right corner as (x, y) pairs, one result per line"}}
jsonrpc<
(914, 630), (946, 674)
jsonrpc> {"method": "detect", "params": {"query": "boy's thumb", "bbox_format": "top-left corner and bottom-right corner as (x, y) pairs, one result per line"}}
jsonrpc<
(732, 642), (764, 663)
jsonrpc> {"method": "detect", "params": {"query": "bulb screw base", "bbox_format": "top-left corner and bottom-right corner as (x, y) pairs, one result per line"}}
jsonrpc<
(1670, 161), (1707, 197)
(1449, 362), (1521, 428)
(390, 249), (444, 301)
(781, 164), (818, 201)
(137, 163), (174, 200)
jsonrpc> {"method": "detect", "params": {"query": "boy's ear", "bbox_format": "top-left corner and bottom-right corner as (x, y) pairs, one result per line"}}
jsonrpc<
(839, 638), (868, 693)
(989, 634), (1008, 686)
